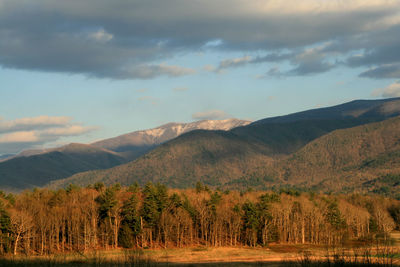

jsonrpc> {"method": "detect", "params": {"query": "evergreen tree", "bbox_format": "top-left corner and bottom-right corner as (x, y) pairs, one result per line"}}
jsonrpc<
(195, 181), (204, 193)
(208, 191), (222, 217)
(94, 182), (105, 192)
(141, 183), (169, 244)
(388, 204), (400, 230)
(325, 201), (346, 230)
(96, 187), (118, 220)
(141, 183), (160, 228)
(119, 194), (141, 248)
(242, 201), (259, 246)
(0, 200), (11, 253)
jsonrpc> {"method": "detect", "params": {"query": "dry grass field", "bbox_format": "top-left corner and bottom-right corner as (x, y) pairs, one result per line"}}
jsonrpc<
(1, 243), (400, 267)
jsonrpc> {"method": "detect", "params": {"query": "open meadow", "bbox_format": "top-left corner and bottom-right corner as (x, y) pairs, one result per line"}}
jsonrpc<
(1, 243), (400, 267)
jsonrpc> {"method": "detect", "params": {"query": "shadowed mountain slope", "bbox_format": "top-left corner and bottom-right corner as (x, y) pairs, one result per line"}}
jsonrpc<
(253, 98), (400, 124)
(0, 143), (126, 191)
(49, 130), (274, 189)
(231, 98), (400, 155)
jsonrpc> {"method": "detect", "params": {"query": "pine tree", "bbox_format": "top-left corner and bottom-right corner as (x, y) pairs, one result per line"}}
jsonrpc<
(119, 194), (141, 248)
(242, 201), (259, 246)
(0, 200), (11, 254)
(96, 188), (118, 220)
(325, 201), (346, 230)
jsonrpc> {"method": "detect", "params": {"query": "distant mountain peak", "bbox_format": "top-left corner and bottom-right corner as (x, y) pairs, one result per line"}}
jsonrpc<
(91, 118), (251, 154)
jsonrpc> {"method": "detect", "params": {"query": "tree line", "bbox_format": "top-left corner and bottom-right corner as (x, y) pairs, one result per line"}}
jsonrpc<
(0, 182), (398, 255)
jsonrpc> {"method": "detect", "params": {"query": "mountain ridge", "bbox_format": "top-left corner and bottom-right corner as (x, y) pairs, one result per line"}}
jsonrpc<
(0, 119), (252, 191)
(91, 118), (251, 160)
(48, 98), (400, 195)
(50, 115), (400, 196)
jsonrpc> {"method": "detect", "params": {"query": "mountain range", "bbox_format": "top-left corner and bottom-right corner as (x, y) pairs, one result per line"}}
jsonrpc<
(48, 98), (400, 197)
(2, 98), (400, 194)
(91, 118), (251, 160)
(0, 119), (250, 191)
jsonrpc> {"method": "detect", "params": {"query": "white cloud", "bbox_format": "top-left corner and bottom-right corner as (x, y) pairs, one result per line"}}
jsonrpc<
(192, 110), (230, 120)
(0, 131), (38, 143)
(0, 115), (71, 133)
(0, 116), (97, 154)
(203, 39), (223, 48)
(42, 125), (96, 136)
(254, 0), (399, 15)
(88, 29), (113, 43)
(372, 81), (400, 97)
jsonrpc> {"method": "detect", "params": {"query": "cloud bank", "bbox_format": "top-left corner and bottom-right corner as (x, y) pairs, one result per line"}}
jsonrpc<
(0, 116), (96, 154)
(1, 0), (400, 79)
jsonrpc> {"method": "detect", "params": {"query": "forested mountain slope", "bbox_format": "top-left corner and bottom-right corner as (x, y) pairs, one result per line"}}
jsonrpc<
(5, 98), (400, 193)
(0, 143), (126, 191)
(0, 119), (250, 191)
(49, 130), (274, 189)
(232, 98), (400, 155)
(272, 116), (400, 195)
(52, 116), (400, 197)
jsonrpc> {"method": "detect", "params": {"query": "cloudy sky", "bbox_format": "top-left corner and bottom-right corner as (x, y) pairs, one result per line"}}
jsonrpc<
(1, 0), (400, 154)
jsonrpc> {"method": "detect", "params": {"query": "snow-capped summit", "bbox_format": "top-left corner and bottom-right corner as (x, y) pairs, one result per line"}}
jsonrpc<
(91, 118), (251, 157)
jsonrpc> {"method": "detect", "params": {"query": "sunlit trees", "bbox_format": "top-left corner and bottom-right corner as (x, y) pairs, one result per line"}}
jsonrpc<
(9, 208), (33, 255)
(0, 184), (397, 255)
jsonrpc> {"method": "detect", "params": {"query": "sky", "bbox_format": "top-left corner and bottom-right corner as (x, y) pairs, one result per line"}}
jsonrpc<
(1, 0), (400, 155)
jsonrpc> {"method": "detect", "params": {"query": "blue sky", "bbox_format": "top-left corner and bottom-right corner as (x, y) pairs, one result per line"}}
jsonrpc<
(1, 0), (400, 154)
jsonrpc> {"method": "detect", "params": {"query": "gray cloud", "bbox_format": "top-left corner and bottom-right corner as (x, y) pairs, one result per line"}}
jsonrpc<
(215, 44), (338, 76)
(287, 47), (335, 75)
(192, 110), (230, 120)
(359, 64), (400, 79)
(253, 46), (335, 77)
(214, 53), (293, 72)
(266, 67), (283, 78)
(1, 1), (400, 79)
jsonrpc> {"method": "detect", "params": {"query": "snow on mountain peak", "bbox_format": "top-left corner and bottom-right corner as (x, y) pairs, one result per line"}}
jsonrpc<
(91, 118), (251, 151)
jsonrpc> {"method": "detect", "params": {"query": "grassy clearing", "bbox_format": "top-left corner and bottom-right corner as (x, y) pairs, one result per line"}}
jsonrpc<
(0, 245), (399, 267)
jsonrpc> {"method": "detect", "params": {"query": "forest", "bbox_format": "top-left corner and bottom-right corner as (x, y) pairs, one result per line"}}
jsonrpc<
(0, 182), (398, 256)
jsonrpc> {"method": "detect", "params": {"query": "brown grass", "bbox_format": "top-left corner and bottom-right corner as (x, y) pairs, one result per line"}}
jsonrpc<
(2, 244), (400, 266)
